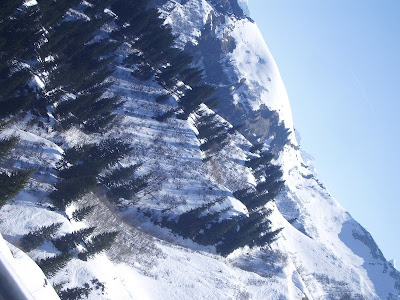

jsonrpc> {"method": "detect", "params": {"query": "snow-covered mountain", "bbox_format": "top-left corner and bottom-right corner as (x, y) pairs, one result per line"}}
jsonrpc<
(0, 0), (399, 299)
(157, 0), (400, 298)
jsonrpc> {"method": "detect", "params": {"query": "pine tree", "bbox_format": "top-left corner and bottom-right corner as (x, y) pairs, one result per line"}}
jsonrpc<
(216, 209), (278, 256)
(155, 94), (170, 104)
(78, 231), (118, 261)
(156, 50), (193, 88)
(37, 252), (73, 277)
(161, 199), (226, 241)
(154, 109), (177, 122)
(52, 227), (95, 253)
(20, 222), (62, 252)
(249, 143), (264, 153)
(111, 0), (150, 24)
(269, 122), (291, 153)
(0, 2), (43, 117)
(0, 170), (32, 208)
(204, 98), (219, 110)
(0, 0), (22, 20)
(49, 176), (97, 210)
(178, 67), (203, 87)
(58, 285), (92, 300)
(20, 231), (43, 252)
(193, 111), (231, 154)
(196, 217), (236, 246)
(51, 139), (132, 210)
(54, 87), (121, 133)
(41, 222), (63, 239)
(72, 206), (95, 222)
(199, 131), (229, 152)
(100, 165), (141, 187)
(245, 152), (274, 170)
(0, 121), (31, 210)
(99, 165), (149, 200)
(0, 136), (19, 159)
(179, 85), (215, 119)
(131, 63), (154, 81)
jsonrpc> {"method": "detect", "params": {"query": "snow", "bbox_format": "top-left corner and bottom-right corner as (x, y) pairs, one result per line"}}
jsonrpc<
(44, 55), (55, 63)
(160, 0), (400, 297)
(1, 0), (399, 298)
(34, 75), (45, 89)
(237, 0), (250, 17)
(160, 0), (213, 48)
(226, 18), (295, 138)
(211, 196), (248, 219)
(120, 241), (298, 300)
(0, 40), (294, 298)
(28, 75), (45, 90)
(23, 0), (38, 7)
(59, 254), (153, 300)
(389, 259), (397, 270)
(161, 0), (297, 144)
(272, 142), (400, 298)
(64, 9), (91, 22)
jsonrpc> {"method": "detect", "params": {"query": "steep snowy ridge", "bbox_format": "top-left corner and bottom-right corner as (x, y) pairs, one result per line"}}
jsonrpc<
(1, 0), (399, 299)
(160, 0), (296, 144)
(222, 17), (295, 130)
(160, 0), (400, 298)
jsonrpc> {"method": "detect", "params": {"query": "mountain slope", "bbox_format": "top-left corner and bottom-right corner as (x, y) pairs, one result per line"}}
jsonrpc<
(159, 0), (400, 298)
(0, 0), (399, 299)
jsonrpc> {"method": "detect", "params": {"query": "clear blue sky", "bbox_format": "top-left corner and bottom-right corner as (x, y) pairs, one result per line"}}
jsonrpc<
(248, 0), (400, 263)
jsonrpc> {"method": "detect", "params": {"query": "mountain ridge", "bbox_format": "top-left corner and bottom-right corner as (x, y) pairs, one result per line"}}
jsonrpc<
(0, 0), (398, 299)
(158, 0), (400, 298)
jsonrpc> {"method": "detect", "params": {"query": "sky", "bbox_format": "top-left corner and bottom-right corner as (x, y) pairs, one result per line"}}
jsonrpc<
(248, 0), (400, 264)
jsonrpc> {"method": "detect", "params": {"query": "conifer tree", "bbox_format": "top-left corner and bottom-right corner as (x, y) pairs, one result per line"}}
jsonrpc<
(0, 124), (31, 209)
(0, 1), (44, 117)
(99, 165), (149, 200)
(51, 139), (132, 210)
(269, 122), (291, 153)
(58, 285), (92, 300)
(0, 170), (32, 208)
(72, 206), (95, 222)
(37, 252), (73, 277)
(78, 231), (118, 261)
(50, 176), (97, 210)
(20, 222), (62, 252)
(111, 0), (150, 24)
(155, 94), (170, 104)
(204, 98), (219, 110)
(249, 143), (264, 153)
(0, 136), (19, 159)
(245, 152), (274, 170)
(178, 68), (203, 87)
(179, 85), (215, 119)
(52, 227), (95, 253)
(154, 109), (178, 122)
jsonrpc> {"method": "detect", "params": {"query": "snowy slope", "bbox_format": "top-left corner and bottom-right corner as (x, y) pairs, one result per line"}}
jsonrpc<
(1, 0), (399, 299)
(159, 0), (296, 144)
(0, 66), (303, 299)
(160, 0), (400, 298)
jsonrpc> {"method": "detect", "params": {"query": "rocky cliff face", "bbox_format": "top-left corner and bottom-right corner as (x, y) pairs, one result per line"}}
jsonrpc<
(0, 0), (398, 299)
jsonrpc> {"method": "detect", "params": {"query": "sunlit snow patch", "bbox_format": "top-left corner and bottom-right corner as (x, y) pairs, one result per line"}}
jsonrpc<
(23, 0), (38, 7)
